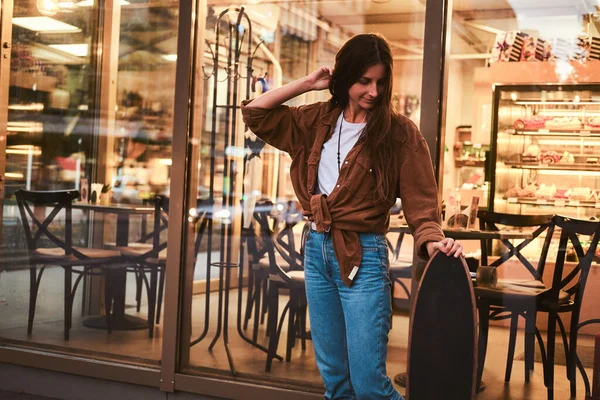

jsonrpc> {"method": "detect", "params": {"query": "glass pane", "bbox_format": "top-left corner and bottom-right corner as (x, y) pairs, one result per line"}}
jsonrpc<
(446, 1), (600, 397)
(0, 0), (177, 366)
(180, 0), (426, 394)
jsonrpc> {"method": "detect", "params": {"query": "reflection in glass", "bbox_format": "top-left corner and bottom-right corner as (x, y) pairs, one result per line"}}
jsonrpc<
(444, 2), (600, 398)
(0, 1), (178, 366)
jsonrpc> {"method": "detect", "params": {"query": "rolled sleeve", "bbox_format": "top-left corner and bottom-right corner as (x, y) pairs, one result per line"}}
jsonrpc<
(241, 99), (305, 154)
(398, 121), (444, 259)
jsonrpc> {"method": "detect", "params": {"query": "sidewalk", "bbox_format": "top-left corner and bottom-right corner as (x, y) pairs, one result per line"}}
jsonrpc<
(0, 390), (58, 400)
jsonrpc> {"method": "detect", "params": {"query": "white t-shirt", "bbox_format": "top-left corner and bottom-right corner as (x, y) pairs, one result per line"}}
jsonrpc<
(316, 113), (366, 195)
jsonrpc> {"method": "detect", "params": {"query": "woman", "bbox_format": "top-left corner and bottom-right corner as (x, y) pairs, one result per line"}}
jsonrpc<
(242, 33), (462, 400)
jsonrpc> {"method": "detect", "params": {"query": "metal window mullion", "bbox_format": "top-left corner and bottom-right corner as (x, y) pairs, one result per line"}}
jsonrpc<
(0, 0), (14, 220)
(420, 0), (453, 191)
(160, 0), (201, 393)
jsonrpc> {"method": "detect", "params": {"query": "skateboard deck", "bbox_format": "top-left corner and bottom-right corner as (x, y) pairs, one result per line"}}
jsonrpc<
(407, 251), (477, 400)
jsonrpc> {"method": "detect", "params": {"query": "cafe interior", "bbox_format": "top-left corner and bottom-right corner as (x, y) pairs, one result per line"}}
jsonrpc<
(1, 0), (600, 399)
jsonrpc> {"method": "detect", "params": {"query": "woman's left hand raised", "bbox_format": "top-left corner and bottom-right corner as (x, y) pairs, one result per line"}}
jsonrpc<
(426, 238), (463, 258)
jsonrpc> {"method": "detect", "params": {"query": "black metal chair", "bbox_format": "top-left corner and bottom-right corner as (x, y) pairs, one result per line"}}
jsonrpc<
(242, 200), (300, 340)
(387, 232), (412, 311)
(116, 195), (169, 338)
(475, 211), (555, 387)
(540, 215), (600, 399)
(15, 189), (125, 340)
(252, 202), (307, 372)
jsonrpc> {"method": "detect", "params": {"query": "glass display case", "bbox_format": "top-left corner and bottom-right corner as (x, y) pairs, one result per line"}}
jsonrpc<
(489, 84), (600, 218)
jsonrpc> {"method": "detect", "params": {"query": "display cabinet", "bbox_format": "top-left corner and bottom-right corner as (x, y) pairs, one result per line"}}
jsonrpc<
(489, 84), (600, 219)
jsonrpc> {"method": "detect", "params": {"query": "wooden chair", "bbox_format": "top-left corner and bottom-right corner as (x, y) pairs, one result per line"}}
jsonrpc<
(15, 189), (125, 340)
(475, 211), (555, 387)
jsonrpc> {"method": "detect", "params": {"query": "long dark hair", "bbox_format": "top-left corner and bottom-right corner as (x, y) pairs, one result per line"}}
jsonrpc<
(329, 33), (396, 202)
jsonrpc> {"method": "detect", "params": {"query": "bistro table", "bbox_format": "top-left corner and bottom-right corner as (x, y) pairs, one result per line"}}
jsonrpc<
(73, 202), (155, 330)
(388, 220), (534, 241)
(388, 220), (535, 391)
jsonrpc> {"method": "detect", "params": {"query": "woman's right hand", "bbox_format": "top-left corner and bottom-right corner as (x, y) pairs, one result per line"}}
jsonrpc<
(305, 67), (333, 91)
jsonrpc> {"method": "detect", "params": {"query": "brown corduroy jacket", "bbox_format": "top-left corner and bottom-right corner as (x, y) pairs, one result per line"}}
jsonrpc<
(241, 100), (444, 287)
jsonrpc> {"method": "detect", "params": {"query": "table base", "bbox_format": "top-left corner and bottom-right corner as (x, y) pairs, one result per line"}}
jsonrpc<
(83, 314), (147, 331)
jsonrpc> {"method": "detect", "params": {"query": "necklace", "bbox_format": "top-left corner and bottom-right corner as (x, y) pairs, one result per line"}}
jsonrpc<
(337, 112), (367, 172)
(337, 116), (343, 172)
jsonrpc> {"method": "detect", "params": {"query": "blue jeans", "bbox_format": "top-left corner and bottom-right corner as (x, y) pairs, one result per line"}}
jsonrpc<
(304, 229), (404, 400)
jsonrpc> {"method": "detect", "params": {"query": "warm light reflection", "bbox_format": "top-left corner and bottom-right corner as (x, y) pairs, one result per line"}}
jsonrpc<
(6, 146), (42, 156)
(8, 103), (44, 111)
(49, 44), (89, 57)
(538, 170), (600, 177)
(36, 0), (59, 16)
(161, 54), (177, 62)
(7, 122), (43, 133)
(12, 17), (81, 33)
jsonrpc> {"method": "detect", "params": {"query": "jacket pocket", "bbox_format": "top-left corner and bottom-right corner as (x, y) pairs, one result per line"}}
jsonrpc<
(343, 154), (376, 199)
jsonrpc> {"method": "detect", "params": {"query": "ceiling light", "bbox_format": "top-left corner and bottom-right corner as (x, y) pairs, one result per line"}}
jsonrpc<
(13, 17), (81, 33)
(6, 146), (42, 156)
(161, 54), (177, 62)
(49, 43), (89, 57)
(7, 122), (43, 133)
(8, 103), (45, 111)
(37, 0), (60, 16)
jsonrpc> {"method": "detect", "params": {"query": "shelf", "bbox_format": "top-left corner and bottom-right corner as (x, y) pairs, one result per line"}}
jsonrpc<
(511, 101), (600, 105)
(504, 197), (600, 209)
(505, 128), (600, 137)
(455, 159), (485, 168)
(504, 162), (600, 172)
(9, 71), (57, 93)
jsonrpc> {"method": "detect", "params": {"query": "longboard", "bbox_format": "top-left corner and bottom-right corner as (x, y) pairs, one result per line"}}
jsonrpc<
(407, 251), (477, 399)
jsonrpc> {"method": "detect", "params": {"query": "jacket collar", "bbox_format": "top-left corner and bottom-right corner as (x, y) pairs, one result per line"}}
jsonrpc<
(320, 102), (344, 127)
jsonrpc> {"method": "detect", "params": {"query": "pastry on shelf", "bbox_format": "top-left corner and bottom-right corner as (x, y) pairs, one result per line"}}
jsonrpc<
(558, 151), (575, 164)
(544, 117), (583, 130)
(513, 115), (552, 130)
(535, 183), (556, 199)
(586, 157), (599, 164)
(569, 187), (591, 200)
(590, 191), (600, 201)
(585, 117), (600, 129)
(504, 183), (539, 198)
(521, 144), (541, 163)
(553, 189), (569, 199)
(504, 185), (521, 198)
(538, 150), (561, 164)
(523, 144), (541, 156)
(521, 183), (537, 198)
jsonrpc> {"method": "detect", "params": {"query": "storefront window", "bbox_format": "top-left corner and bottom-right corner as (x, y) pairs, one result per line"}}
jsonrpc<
(0, 0), (178, 366)
(179, 0), (426, 394)
(444, 2), (600, 397)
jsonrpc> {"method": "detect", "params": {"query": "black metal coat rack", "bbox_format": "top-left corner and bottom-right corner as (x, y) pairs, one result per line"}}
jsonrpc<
(189, 7), (278, 376)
